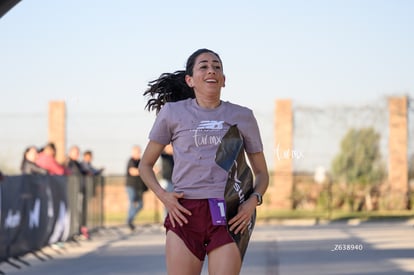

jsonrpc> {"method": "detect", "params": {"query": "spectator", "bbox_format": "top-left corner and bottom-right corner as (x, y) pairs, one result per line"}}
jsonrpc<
(66, 145), (89, 176)
(36, 142), (65, 175)
(139, 49), (269, 274)
(21, 146), (48, 175)
(80, 150), (104, 176)
(125, 145), (147, 231)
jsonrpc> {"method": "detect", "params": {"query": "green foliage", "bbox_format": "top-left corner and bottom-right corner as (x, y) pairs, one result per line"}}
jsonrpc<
(331, 127), (385, 185)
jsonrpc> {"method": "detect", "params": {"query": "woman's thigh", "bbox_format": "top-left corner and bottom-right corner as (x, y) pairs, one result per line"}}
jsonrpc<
(208, 242), (242, 275)
(166, 230), (203, 275)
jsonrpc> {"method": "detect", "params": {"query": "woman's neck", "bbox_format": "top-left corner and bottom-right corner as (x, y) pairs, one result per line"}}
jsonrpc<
(195, 94), (221, 109)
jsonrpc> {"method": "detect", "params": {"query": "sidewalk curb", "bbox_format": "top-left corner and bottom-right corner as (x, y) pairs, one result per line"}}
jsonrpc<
(257, 217), (414, 226)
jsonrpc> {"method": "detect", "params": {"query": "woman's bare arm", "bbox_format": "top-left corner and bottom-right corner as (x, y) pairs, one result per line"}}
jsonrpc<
(139, 140), (191, 227)
(228, 151), (269, 234)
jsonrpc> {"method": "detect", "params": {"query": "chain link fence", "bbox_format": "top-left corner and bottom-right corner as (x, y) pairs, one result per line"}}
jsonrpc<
(290, 96), (413, 212)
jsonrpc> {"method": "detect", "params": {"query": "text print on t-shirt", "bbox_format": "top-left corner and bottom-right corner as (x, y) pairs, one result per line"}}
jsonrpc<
(192, 120), (225, 147)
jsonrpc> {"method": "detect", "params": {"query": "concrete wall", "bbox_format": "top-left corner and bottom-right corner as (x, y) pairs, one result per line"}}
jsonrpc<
(48, 101), (66, 164)
(104, 176), (164, 225)
(388, 96), (409, 209)
(270, 99), (293, 209)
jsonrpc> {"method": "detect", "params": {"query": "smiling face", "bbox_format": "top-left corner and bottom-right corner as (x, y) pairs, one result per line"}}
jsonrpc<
(185, 52), (226, 98)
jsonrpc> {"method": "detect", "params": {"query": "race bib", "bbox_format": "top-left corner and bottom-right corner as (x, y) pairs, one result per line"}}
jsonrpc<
(208, 198), (227, 225)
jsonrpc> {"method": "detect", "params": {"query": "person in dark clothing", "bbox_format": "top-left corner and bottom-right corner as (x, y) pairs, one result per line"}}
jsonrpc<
(21, 146), (48, 175)
(81, 150), (104, 175)
(126, 145), (147, 231)
(160, 144), (174, 186)
(66, 146), (89, 176)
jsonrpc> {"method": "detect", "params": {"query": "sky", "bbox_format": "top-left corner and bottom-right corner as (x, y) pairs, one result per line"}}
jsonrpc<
(1, 0), (413, 175)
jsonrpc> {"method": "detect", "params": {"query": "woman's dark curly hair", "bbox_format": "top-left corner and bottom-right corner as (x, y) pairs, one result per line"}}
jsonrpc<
(143, 48), (222, 113)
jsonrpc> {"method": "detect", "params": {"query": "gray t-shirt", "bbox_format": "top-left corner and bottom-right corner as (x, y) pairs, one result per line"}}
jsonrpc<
(149, 98), (263, 199)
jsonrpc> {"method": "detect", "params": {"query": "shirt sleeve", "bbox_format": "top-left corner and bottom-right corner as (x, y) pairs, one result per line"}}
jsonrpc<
(50, 159), (65, 175)
(240, 109), (264, 154)
(148, 104), (173, 145)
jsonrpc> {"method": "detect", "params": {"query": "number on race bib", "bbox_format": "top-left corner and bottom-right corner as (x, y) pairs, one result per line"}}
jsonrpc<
(208, 198), (227, 225)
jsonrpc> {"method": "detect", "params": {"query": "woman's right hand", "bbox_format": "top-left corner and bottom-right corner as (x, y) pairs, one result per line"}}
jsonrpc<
(139, 141), (192, 227)
(162, 191), (192, 227)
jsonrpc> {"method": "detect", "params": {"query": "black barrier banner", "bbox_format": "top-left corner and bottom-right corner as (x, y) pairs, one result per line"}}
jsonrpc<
(215, 125), (256, 260)
(9, 175), (50, 258)
(0, 176), (25, 261)
(47, 176), (71, 244)
(0, 175), (70, 262)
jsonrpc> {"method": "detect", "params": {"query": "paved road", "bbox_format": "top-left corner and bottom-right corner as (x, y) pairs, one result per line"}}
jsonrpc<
(1, 220), (413, 275)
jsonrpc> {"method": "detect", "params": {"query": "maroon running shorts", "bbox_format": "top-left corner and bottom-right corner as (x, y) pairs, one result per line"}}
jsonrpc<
(164, 198), (235, 261)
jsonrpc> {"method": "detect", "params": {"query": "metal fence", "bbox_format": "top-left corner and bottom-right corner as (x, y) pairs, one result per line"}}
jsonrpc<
(293, 98), (389, 174)
(288, 96), (414, 211)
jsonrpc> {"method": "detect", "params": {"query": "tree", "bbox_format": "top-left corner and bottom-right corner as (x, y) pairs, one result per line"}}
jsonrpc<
(331, 127), (385, 211)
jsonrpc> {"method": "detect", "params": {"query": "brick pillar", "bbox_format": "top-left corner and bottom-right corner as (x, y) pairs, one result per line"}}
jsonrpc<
(48, 101), (66, 164)
(388, 96), (408, 210)
(270, 99), (293, 209)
